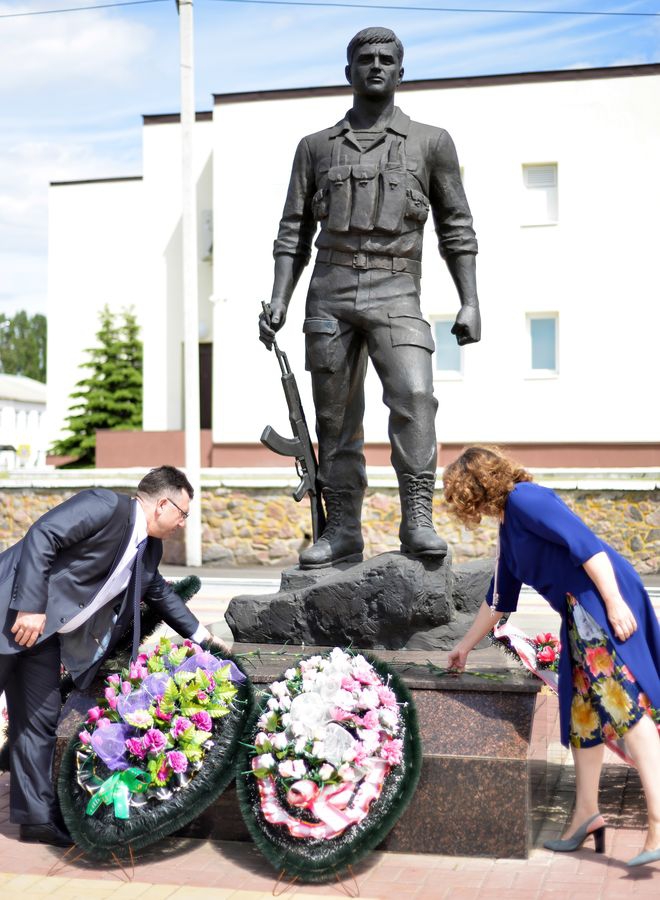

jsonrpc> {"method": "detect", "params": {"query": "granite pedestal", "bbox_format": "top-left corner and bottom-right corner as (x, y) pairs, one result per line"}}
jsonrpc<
(56, 643), (542, 860)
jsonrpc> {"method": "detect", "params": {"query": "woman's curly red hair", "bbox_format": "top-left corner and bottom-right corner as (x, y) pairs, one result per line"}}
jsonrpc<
(442, 446), (532, 526)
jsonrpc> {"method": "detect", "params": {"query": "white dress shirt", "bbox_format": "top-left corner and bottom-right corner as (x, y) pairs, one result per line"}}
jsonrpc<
(58, 499), (209, 643)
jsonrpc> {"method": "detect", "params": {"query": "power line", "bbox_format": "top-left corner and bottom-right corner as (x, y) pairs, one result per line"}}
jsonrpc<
(2, 0), (660, 19)
(209, 0), (660, 17)
(0, 0), (166, 19)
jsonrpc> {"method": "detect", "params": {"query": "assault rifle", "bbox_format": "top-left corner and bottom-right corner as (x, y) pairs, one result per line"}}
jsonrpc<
(260, 302), (326, 543)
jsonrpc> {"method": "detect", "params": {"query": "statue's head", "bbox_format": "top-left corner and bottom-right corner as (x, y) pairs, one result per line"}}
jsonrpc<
(346, 27), (404, 66)
(345, 27), (404, 98)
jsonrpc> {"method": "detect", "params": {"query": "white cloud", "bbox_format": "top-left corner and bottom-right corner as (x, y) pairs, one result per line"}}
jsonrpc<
(0, 4), (154, 95)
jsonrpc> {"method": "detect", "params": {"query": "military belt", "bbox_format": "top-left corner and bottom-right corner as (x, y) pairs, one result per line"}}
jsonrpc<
(316, 249), (422, 277)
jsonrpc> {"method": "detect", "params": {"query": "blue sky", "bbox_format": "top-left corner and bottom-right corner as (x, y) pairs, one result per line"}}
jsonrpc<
(1, 0), (658, 316)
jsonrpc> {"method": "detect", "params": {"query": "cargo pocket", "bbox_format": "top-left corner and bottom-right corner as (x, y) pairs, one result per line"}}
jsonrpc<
(326, 165), (352, 233)
(404, 188), (430, 224)
(388, 314), (435, 352)
(303, 317), (339, 373)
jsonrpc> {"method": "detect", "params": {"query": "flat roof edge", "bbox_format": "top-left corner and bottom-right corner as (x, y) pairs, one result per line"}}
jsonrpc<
(212, 62), (660, 105)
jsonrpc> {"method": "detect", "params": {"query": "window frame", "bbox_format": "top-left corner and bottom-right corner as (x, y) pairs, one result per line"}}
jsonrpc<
(521, 162), (558, 228)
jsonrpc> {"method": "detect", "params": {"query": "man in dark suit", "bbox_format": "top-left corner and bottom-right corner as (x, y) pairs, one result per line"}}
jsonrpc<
(0, 465), (223, 846)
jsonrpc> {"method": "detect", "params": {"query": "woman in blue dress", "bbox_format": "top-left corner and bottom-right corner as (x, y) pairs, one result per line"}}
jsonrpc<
(443, 446), (660, 867)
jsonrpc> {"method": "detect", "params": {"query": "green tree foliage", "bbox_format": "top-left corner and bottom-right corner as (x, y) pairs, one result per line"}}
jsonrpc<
(0, 311), (47, 382)
(51, 306), (143, 466)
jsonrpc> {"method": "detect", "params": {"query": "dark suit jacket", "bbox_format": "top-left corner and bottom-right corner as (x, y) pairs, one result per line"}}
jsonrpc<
(0, 489), (200, 687)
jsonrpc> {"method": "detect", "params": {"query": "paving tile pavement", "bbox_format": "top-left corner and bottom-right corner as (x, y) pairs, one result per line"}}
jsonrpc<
(0, 690), (658, 900)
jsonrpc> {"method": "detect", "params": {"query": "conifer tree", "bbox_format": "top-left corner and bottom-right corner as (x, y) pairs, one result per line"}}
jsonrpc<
(51, 306), (143, 466)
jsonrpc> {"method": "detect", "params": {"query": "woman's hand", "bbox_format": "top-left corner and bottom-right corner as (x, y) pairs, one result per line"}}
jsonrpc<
(447, 642), (470, 672)
(605, 595), (638, 642)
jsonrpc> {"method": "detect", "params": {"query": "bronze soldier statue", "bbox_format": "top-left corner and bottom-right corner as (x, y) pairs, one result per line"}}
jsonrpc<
(259, 26), (481, 569)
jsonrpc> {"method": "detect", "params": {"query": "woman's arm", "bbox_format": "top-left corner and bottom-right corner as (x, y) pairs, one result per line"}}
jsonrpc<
(447, 601), (498, 670)
(583, 550), (637, 642)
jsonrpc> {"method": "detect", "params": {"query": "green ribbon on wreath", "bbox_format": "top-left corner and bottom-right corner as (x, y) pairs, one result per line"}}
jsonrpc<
(85, 767), (152, 820)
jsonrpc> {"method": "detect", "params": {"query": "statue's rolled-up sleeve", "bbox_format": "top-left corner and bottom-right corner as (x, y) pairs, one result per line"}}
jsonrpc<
(273, 137), (318, 265)
(429, 130), (478, 260)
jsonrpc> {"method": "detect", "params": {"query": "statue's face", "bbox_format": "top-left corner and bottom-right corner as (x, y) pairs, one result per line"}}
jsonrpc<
(346, 41), (403, 99)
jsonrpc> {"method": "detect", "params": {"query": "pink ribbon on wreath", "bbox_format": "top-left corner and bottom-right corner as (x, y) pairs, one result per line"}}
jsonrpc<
(254, 757), (390, 840)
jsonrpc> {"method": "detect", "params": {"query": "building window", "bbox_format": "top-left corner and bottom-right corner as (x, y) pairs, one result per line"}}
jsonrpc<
(433, 319), (462, 376)
(522, 163), (558, 226)
(528, 314), (558, 375)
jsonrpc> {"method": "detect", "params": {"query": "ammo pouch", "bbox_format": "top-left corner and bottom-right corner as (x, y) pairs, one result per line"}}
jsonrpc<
(320, 135), (429, 234)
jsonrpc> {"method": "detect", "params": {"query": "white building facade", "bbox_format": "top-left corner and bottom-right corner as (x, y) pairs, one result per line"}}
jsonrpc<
(0, 374), (48, 468)
(47, 64), (660, 468)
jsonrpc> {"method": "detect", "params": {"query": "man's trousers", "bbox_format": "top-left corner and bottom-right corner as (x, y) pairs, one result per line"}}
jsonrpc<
(0, 637), (62, 823)
(304, 263), (438, 491)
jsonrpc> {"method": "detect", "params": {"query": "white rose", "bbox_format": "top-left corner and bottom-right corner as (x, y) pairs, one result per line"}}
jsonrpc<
(311, 740), (325, 758)
(358, 688), (379, 710)
(279, 696), (292, 711)
(271, 681), (290, 699)
(318, 763), (335, 781)
(335, 689), (356, 712)
(255, 753), (275, 771)
(379, 708), (399, 732)
(285, 668), (298, 680)
(337, 763), (357, 782)
(280, 713), (292, 729)
(271, 732), (289, 751)
(267, 698), (280, 711)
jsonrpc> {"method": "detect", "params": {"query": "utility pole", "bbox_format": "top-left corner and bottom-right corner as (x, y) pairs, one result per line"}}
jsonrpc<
(177, 0), (202, 566)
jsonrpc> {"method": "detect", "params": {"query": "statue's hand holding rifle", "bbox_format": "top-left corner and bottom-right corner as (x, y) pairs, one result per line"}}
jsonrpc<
(258, 302), (326, 544)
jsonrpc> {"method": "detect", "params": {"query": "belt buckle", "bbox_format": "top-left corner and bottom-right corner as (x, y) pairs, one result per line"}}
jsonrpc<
(352, 252), (368, 269)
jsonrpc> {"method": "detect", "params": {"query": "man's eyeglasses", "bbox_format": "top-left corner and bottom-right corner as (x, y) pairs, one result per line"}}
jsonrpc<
(166, 497), (189, 520)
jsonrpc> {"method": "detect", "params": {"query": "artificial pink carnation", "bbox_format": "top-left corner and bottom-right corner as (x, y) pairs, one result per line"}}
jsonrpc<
(78, 730), (91, 745)
(341, 676), (358, 692)
(376, 685), (397, 708)
(380, 738), (403, 765)
(143, 728), (167, 753)
(121, 681), (132, 695)
(155, 704), (173, 722)
(172, 716), (193, 739)
(196, 691), (209, 703)
(106, 674), (121, 685)
(361, 710), (380, 730)
(191, 711), (212, 732)
(157, 763), (170, 783)
(95, 717), (112, 730)
(167, 750), (188, 774)
(126, 737), (147, 759)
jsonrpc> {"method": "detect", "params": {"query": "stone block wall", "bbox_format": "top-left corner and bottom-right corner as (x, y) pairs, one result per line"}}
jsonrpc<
(1, 482), (659, 574)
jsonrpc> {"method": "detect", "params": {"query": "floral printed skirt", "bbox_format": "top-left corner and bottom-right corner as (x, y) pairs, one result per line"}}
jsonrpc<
(567, 593), (659, 749)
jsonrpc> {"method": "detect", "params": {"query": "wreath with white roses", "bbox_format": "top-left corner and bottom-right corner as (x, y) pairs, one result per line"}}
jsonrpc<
(236, 647), (421, 882)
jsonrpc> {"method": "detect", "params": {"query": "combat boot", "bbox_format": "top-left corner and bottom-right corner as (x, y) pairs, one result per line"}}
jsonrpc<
(298, 489), (364, 569)
(398, 473), (448, 557)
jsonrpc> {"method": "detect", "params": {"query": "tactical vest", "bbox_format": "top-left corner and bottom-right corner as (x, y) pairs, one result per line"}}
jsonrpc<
(311, 135), (430, 235)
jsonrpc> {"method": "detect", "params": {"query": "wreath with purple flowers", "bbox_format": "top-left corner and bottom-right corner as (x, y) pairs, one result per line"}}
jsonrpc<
(58, 636), (252, 858)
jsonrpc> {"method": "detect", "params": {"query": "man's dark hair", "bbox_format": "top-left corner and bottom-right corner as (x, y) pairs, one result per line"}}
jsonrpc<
(137, 465), (194, 500)
(346, 27), (404, 66)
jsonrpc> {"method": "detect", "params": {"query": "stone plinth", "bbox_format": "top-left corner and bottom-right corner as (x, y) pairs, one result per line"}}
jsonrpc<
(226, 554), (494, 650)
(181, 644), (541, 859)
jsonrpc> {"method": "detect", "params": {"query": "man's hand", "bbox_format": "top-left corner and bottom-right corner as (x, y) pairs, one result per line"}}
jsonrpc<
(606, 596), (638, 642)
(451, 305), (481, 346)
(11, 611), (46, 648)
(259, 300), (288, 350)
(202, 634), (232, 657)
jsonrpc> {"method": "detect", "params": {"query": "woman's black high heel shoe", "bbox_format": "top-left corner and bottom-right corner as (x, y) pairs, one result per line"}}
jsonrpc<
(543, 813), (606, 853)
